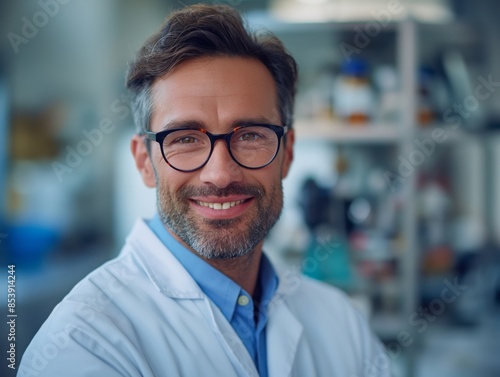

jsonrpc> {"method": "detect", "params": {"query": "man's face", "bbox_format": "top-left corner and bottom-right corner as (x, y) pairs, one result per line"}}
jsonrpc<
(132, 57), (294, 259)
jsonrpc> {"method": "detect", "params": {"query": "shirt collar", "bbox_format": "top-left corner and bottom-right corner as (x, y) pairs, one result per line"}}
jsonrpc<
(148, 213), (279, 322)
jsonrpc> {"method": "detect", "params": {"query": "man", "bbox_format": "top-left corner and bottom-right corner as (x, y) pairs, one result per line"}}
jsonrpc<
(19, 5), (389, 377)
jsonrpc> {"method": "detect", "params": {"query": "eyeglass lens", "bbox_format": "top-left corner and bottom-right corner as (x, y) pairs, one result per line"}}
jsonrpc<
(162, 126), (279, 171)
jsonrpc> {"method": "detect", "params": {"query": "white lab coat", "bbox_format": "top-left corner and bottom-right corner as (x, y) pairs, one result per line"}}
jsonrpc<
(19, 219), (390, 377)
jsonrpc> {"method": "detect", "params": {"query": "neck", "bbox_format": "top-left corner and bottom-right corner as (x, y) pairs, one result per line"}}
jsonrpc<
(204, 245), (263, 297)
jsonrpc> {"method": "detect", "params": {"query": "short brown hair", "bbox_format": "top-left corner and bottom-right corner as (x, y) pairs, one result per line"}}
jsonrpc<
(126, 4), (298, 135)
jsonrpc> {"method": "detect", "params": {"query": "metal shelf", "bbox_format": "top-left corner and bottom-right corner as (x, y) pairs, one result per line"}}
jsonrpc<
(294, 119), (401, 144)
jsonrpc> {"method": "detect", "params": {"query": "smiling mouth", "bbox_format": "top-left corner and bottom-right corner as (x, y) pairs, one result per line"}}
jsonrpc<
(195, 199), (247, 210)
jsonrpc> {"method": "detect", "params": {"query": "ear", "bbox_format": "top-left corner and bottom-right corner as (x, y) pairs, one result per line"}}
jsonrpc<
(131, 134), (156, 188)
(280, 129), (294, 179)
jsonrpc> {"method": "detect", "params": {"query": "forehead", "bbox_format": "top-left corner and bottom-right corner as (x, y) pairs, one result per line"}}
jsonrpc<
(150, 57), (279, 131)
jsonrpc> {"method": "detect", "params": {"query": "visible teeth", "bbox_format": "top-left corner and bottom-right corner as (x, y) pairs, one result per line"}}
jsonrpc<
(197, 200), (244, 210)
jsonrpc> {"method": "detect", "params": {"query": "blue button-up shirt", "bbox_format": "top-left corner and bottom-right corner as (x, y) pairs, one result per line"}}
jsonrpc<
(148, 214), (278, 377)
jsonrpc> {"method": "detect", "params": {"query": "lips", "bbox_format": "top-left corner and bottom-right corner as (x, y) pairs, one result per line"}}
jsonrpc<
(189, 195), (253, 220)
(182, 184), (263, 220)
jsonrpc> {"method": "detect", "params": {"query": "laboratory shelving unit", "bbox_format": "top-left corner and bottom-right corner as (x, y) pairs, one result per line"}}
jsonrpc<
(292, 19), (420, 339)
(259, 14), (481, 376)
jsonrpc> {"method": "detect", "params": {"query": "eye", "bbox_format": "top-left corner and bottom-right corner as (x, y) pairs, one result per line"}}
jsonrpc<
(174, 136), (198, 144)
(165, 130), (206, 147)
(239, 132), (260, 141)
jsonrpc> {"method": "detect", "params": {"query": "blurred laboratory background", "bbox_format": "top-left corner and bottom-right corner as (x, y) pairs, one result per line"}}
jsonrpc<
(1, 0), (500, 376)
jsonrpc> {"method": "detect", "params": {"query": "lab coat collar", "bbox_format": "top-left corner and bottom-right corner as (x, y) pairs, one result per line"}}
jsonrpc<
(126, 219), (262, 376)
(125, 218), (304, 377)
(125, 219), (204, 299)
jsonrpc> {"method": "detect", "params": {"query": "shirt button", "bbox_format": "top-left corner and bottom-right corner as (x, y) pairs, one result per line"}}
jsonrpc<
(237, 295), (250, 306)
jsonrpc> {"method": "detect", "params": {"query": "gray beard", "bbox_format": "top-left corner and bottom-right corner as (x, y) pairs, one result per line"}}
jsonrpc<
(156, 182), (283, 259)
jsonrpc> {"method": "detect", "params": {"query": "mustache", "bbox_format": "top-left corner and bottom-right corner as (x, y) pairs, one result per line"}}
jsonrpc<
(178, 184), (265, 199)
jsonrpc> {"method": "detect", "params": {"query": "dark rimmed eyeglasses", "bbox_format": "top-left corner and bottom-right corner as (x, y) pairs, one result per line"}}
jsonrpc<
(143, 124), (289, 172)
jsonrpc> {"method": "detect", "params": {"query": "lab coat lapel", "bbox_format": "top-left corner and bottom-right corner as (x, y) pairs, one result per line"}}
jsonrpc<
(267, 298), (304, 377)
(194, 299), (259, 377)
(126, 219), (204, 298)
(129, 219), (259, 376)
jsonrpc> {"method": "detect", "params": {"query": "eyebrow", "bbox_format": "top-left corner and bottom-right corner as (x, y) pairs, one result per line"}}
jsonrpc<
(160, 120), (206, 131)
(160, 117), (279, 132)
(230, 117), (279, 128)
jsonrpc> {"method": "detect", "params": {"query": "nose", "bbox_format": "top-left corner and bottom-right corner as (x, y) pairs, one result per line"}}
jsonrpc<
(198, 140), (243, 188)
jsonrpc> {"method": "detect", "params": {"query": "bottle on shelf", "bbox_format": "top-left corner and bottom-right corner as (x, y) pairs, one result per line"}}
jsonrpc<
(332, 59), (376, 125)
